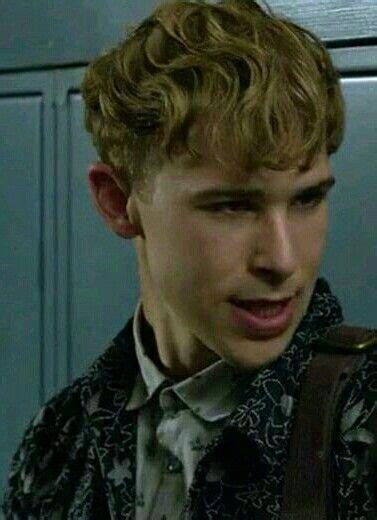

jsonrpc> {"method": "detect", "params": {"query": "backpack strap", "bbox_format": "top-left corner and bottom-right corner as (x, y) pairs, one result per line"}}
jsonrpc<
(280, 324), (377, 520)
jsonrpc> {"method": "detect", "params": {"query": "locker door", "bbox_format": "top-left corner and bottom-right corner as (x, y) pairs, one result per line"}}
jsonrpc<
(320, 49), (377, 327)
(54, 69), (140, 386)
(0, 71), (55, 495)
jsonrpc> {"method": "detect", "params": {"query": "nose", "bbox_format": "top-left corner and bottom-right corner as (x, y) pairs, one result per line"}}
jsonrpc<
(251, 211), (296, 282)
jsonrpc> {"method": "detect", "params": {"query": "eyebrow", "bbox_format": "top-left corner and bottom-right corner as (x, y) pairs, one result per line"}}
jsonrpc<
(189, 176), (336, 202)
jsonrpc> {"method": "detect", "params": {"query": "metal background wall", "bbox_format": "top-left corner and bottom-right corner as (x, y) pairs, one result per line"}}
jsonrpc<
(0, 0), (377, 70)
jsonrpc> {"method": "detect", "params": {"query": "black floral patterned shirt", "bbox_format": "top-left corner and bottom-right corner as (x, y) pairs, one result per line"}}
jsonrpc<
(2, 277), (377, 519)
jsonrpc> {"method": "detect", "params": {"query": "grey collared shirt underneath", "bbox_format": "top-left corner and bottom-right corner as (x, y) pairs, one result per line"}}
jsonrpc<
(125, 301), (249, 520)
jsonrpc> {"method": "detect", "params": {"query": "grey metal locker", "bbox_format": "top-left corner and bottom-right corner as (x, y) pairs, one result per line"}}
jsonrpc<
(0, 72), (55, 494)
(54, 69), (140, 387)
(1, 0), (377, 70)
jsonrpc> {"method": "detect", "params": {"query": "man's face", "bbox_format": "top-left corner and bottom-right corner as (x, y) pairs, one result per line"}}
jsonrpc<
(129, 150), (334, 373)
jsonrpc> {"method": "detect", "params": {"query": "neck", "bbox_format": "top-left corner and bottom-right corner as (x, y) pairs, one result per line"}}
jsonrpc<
(140, 302), (220, 381)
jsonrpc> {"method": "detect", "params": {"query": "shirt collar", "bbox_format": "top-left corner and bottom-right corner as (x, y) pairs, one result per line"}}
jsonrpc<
(126, 300), (167, 411)
(171, 360), (247, 422)
(126, 300), (248, 421)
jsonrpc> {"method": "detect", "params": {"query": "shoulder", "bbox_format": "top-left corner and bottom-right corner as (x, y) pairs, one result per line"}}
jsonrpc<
(315, 323), (377, 431)
(338, 350), (377, 438)
(2, 327), (137, 518)
(333, 350), (377, 516)
(2, 372), (89, 517)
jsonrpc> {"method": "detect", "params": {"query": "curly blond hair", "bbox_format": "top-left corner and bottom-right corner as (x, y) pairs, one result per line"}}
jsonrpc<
(81, 0), (345, 196)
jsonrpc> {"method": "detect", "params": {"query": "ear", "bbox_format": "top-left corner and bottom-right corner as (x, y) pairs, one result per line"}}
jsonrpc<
(87, 162), (142, 239)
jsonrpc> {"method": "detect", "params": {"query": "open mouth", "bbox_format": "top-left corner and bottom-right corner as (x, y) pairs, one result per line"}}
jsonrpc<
(230, 297), (295, 334)
(231, 298), (292, 317)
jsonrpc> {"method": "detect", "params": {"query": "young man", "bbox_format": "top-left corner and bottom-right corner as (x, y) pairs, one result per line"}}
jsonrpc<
(3, 0), (376, 518)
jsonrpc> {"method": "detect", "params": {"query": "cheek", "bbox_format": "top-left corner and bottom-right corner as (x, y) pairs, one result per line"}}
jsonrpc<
(296, 207), (328, 265)
(146, 215), (238, 297)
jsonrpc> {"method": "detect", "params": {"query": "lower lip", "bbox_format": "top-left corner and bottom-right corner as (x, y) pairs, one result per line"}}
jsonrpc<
(230, 297), (295, 337)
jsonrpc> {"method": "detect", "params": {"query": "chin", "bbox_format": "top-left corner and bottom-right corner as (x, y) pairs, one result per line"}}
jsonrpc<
(224, 331), (295, 373)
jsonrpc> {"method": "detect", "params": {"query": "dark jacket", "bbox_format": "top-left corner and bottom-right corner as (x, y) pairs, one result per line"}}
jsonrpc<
(2, 278), (376, 519)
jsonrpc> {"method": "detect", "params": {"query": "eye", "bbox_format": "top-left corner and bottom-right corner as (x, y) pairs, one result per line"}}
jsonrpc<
(294, 192), (327, 209)
(203, 192), (328, 214)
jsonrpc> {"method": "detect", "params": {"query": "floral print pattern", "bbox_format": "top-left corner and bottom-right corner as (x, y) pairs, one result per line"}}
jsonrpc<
(1, 277), (376, 519)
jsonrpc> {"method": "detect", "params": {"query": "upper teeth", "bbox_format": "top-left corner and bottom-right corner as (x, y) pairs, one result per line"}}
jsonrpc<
(236, 300), (285, 307)
(235, 300), (286, 315)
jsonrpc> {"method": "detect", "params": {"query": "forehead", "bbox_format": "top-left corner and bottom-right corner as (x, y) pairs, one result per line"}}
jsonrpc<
(164, 150), (330, 195)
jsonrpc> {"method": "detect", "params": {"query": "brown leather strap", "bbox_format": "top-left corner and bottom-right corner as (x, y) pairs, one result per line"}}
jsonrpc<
(316, 325), (377, 353)
(280, 323), (377, 520)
